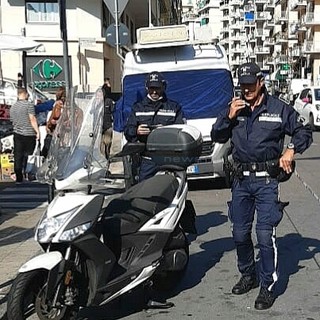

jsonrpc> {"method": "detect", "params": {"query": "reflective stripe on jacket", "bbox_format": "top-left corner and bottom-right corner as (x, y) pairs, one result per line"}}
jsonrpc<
(124, 96), (185, 143)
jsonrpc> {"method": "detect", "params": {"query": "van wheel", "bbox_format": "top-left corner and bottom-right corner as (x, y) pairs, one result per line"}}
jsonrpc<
(309, 114), (316, 131)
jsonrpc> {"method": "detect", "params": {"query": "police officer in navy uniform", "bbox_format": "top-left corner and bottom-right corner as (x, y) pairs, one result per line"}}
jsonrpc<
(124, 71), (185, 181)
(211, 62), (312, 310)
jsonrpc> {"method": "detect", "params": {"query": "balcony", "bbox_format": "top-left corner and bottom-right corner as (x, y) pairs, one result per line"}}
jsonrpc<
(230, 0), (243, 6)
(255, 28), (269, 38)
(182, 13), (198, 23)
(230, 33), (242, 41)
(291, 45), (302, 57)
(274, 11), (288, 24)
(220, 27), (230, 34)
(274, 54), (288, 64)
(230, 46), (245, 53)
(255, 46), (270, 54)
(230, 58), (241, 66)
(290, 0), (307, 11)
(264, 37), (275, 46)
(220, 2), (229, 10)
(304, 13), (320, 27)
(244, 20), (255, 27)
(256, 11), (269, 21)
(274, 32), (288, 44)
(221, 14), (230, 21)
(264, 19), (275, 29)
(303, 40), (320, 54)
(264, 0), (275, 11)
(230, 23), (242, 29)
(290, 22), (307, 35)
(264, 56), (275, 65)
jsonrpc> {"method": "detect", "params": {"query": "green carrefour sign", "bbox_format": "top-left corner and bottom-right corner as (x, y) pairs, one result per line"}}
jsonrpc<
(26, 56), (70, 91)
(33, 59), (63, 80)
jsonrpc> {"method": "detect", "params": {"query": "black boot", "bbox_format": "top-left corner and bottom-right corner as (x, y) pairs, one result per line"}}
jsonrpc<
(144, 283), (175, 310)
(232, 275), (259, 295)
(254, 287), (275, 310)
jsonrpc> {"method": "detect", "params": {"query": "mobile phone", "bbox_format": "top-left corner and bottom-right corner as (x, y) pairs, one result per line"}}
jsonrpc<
(234, 89), (243, 98)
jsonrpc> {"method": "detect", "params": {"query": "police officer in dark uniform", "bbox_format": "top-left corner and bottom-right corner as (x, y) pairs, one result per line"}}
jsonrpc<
(124, 71), (185, 181)
(211, 62), (312, 310)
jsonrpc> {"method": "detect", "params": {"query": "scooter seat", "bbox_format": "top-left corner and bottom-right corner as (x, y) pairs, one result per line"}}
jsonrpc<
(103, 174), (179, 235)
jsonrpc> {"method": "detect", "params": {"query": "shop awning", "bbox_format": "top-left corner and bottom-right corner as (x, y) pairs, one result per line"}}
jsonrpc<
(0, 34), (44, 52)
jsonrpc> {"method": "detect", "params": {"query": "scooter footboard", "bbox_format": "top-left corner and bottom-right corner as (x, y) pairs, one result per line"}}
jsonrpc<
(19, 252), (63, 273)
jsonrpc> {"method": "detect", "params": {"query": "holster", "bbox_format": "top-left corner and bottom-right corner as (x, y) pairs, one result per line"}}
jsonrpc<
(266, 159), (296, 183)
(223, 159), (234, 187)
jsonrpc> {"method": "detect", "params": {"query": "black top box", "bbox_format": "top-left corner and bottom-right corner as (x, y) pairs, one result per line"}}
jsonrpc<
(146, 125), (203, 168)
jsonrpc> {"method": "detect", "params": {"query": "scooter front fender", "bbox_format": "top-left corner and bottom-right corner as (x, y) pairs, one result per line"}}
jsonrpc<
(19, 252), (63, 273)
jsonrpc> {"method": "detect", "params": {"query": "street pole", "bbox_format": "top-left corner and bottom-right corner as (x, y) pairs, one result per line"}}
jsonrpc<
(114, 0), (124, 62)
(58, 0), (71, 92)
(148, 0), (152, 27)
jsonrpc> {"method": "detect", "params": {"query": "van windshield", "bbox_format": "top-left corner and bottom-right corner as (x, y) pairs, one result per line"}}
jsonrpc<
(114, 69), (234, 132)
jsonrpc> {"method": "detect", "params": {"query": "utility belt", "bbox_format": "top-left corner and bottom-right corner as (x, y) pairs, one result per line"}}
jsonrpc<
(223, 159), (295, 185)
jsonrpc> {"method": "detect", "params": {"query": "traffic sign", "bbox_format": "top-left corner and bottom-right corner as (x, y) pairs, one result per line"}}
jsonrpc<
(103, 0), (129, 20)
(105, 23), (130, 47)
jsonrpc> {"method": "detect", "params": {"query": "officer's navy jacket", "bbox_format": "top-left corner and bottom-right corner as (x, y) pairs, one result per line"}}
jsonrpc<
(124, 95), (185, 143)
(211, 90), (313, 163)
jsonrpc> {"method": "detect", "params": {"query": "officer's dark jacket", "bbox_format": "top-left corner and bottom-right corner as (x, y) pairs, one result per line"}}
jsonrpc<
(211, 90), (313, 163)
(124, 95), (185, 143)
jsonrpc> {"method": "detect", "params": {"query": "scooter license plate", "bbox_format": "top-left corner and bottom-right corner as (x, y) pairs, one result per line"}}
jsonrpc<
(187, 164), (199, 174)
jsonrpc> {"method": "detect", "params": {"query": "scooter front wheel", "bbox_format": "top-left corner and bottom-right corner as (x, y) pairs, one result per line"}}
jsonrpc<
(7, 270), (79, 320)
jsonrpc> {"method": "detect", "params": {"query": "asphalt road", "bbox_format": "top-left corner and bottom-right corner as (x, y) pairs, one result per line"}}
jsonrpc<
(0, 132), (320, 319)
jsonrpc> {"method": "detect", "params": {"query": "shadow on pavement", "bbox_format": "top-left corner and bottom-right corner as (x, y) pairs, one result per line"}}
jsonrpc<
(275, 232), (320, 297)
(0, 226), (34, 247)
(75, 211), (231, 320)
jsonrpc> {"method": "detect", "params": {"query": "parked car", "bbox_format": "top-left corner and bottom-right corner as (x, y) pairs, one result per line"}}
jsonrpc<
(0, 78), (48, 106)
(293, 86), (320, 131)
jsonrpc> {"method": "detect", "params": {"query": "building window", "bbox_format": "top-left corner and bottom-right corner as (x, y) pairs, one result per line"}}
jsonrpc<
(26, 1), (59, 23)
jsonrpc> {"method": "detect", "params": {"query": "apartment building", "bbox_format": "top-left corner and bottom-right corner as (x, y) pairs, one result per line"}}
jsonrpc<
(0, 0), (180, 94)
(182, 0), (320, 91)
(181, 0), (221, 41)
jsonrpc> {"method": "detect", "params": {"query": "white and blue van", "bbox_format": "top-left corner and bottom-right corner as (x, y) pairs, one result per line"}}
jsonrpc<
(114, 25), (234, 180)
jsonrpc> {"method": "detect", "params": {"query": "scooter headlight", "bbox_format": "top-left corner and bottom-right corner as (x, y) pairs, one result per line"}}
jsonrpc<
(59, 222), (91, 241)
(36, 206), (81, 243)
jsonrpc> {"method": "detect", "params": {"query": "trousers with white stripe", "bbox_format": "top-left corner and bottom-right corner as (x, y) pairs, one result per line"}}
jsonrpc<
(228, 174), (283, 291)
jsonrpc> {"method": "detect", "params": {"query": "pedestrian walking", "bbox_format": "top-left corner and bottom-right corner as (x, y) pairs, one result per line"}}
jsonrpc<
(99, 78), (114, 158)
(42, 86), (66, 158)
(211, 62), (313, 310)
(101, 77), (112, 101)
(124, 71), (185, 181)
(9, 88), (40, 183)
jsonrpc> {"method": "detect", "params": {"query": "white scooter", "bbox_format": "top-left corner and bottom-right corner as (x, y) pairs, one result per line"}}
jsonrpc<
(6, 87), (202, 320)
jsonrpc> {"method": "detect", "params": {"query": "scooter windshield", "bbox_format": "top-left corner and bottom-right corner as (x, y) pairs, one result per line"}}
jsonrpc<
(37, 87), (109, 188)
